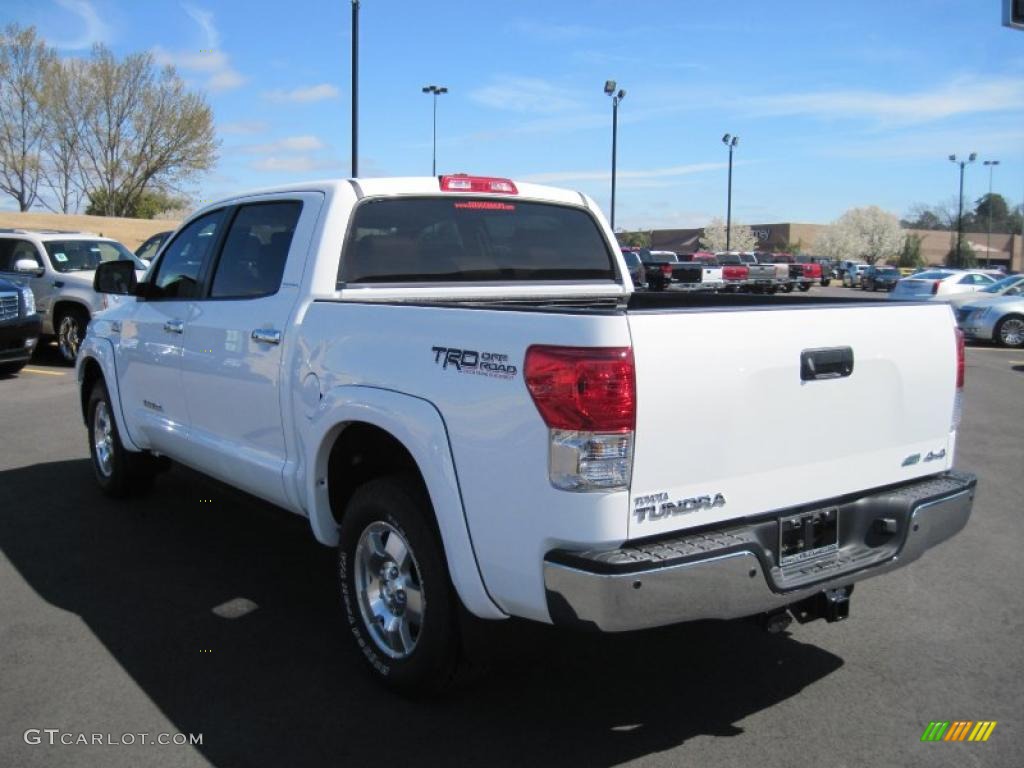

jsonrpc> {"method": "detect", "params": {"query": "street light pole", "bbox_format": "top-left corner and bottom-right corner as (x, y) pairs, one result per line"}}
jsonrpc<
(351, 0), (359, 177)
(949, 153), (976, 267)
(983, 159), (1000, 269)
(604, 80), (625, 231)
(722, 134), (739, 251)
(421, 85), (448, 176)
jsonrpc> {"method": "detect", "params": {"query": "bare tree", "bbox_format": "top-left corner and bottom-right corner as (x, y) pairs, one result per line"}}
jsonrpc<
(76, 45), (218, 217)
(0, 25), (53, 211)
(39, 57), (87, 213)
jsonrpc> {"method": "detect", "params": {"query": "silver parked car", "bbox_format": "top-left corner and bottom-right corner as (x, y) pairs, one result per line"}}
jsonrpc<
(937, 273), (1024, 308)
(956, 294), (1024, 348)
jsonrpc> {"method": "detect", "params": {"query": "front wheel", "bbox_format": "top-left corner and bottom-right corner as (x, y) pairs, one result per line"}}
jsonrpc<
(0, 361), (27, 377)
(87, 380), (159, 497)
(995, 314), (1024, 348)
(798, 283), (811, 292)
(821, 279), (831, 287)
(338, 475), (462, 693)
(57, 307), (89, 363)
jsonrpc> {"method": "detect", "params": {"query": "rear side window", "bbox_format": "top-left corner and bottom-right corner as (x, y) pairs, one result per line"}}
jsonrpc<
(338, 197), (616, 284)
(209, 201), (302, 298)
(150, 210), (225, 299)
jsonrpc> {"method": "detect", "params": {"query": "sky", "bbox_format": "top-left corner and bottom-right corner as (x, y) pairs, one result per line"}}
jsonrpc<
(6, 0), (1024, 230)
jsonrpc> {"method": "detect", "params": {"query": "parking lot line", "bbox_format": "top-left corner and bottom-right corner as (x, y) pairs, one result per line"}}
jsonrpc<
(21, 368), (66, 377)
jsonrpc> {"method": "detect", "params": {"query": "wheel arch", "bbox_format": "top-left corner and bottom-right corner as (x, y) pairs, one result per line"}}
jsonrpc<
(76, 336), (142, 452)
(302, 386), (505, 620)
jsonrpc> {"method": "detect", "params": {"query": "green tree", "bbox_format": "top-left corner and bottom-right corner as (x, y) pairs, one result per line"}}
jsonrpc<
(898, 233), (925, 268)
(974, 193), (1011, 234)
(621, 230), (651, 248)
(946, 240), (977, 269)
(86, 188), (187, 219)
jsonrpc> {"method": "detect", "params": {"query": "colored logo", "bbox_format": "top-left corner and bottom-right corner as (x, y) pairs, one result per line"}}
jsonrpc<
(921, 721), (997, 742)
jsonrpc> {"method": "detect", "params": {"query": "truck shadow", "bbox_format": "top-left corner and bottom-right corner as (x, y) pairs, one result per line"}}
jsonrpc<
(0, 459), (844, 767)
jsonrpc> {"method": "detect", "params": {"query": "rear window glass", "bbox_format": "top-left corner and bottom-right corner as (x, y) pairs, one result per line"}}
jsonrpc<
(338, 197), (616, 284)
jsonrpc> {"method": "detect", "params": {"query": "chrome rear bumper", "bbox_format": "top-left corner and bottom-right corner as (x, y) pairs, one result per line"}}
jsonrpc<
(544, 472), (976, 632)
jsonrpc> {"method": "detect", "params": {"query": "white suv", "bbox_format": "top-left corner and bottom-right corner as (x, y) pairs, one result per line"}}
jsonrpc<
(0, 229), (147, 361)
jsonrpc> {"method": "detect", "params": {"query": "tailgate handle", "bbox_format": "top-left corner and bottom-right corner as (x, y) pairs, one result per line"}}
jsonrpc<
(801, 347), (854, 381)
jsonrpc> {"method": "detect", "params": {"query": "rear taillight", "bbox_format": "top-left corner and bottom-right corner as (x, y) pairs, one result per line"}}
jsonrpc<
(952, 327), (965, 432)
(955, 327), (965, 390)
(660, 264), (672, 278)
(524, 346), (635, 491)
(439, 174), (518, 194)
(932, 280), (940, 295)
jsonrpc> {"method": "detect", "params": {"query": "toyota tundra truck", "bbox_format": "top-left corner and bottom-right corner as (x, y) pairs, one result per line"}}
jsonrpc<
(77, 175), (976, 692)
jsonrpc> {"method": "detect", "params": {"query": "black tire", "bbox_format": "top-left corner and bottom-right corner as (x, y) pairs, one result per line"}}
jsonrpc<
(56, 306), (90, 364)
(338, 475), (462, 693)
(821, 279), (831, 287)
(994, 314), (1024, 348)
(798, 283), (811, 292)
(87, 379), (158, 497)
(782, 283), (794, 293)
(0, 361), (27, 377)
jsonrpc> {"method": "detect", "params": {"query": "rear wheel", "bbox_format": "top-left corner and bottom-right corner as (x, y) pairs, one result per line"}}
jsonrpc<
(57, 306), (89, 363)
(995, 315), (1024, 348)
(798, 283), (811, 292)
(338, 475), (462, 693)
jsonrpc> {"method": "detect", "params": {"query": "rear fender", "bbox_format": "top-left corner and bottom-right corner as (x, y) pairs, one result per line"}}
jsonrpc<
(302, 385), (506, 620)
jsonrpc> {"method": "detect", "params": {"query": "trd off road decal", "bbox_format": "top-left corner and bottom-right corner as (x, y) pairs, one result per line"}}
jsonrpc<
(431, 346), (518, 379)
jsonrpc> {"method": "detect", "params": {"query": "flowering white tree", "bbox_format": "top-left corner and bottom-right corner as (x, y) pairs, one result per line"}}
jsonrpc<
(700, 217), (757, 252)
(816, 206), (905, 264)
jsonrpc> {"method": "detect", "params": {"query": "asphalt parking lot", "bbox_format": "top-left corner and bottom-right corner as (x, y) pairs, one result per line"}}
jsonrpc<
(1, 289), (1022, 768)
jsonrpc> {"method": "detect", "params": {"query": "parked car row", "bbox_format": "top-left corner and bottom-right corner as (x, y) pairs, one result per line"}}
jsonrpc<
(621, 248), (829, 293)
(0, 228), (150, 363)
(953, 274), (1024, 348)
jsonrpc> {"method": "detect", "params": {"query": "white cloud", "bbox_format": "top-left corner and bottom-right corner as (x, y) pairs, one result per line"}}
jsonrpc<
(152, 5), (244, 92)
(238, 135), (326, 154)
(523, 162), (727, 184)
(748, 76), (1024, 125)
(251, 155), (340, 173)
(470, 76), (582, 114)
(50, 0), (110, 50)
(220, 120), (269, 135)
(262, 84), (340, 103)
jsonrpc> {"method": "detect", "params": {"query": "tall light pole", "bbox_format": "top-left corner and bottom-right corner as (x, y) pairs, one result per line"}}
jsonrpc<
(604, 80), (625, 231)
(422, 85), (448, 176)
(983, 159), (1000, 268)
(350, 0), (359, 177)
(949, 153), (977, 267)
(722, 134), (739, 251)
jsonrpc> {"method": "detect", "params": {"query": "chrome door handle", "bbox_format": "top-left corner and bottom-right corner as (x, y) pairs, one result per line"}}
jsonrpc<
(163, 319), (184, 334)
(251, 328), (281, 345)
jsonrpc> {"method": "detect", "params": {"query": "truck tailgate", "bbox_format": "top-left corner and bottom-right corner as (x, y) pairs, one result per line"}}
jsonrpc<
(626, 302), (958, 539)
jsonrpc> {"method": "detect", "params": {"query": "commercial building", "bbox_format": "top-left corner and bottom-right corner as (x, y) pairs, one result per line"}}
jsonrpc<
(629, 223), (1023, 271)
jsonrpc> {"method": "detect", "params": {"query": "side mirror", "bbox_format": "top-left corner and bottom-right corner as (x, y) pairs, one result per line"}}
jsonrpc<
(14, 258), (43, 276)
(94, 260), (138, 295)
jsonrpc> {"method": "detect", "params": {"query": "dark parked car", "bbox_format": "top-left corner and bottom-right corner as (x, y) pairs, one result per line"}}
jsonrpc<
(0, 276), (41, 376)
(134, 230), (172, 264)
(621, 249), (646, 288)
(862, 265), (901, 292)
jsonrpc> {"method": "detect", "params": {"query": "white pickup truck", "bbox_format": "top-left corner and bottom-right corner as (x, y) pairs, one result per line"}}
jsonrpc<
(78, 175), (976, 691)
